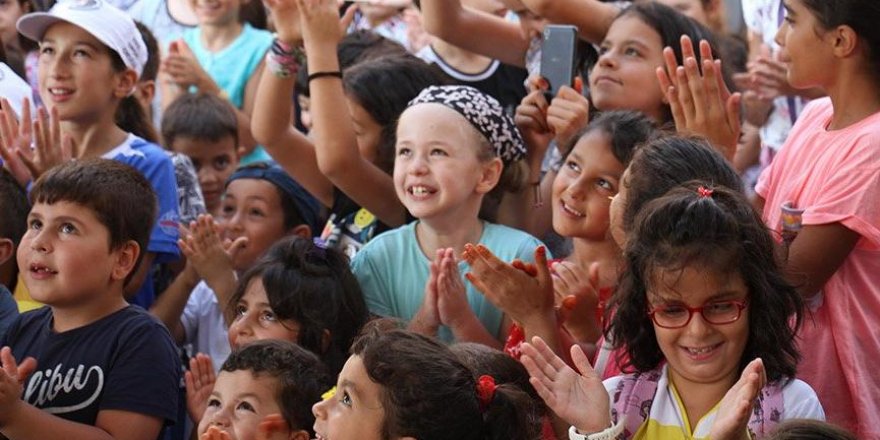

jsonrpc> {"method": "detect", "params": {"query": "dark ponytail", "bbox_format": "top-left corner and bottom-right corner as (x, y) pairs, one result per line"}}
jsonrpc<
(482, 384), (542, 440)
(115, 94), (159, 143)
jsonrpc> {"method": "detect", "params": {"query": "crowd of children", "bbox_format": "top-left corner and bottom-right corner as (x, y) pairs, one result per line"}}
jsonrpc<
(0, 0), (878, 439)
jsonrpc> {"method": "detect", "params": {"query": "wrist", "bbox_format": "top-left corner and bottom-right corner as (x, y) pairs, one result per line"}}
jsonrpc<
(0, 398), (24, 427)
(569, 418), (622, 440)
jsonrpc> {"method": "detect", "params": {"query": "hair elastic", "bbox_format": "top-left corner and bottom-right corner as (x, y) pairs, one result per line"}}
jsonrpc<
(308, 71), (343, 83)
(697, 186), (714, 198)
(476, 375), (497, 412)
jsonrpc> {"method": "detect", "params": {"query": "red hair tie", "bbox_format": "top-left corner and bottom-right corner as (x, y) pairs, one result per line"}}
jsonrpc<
(476, 375), (497, 412)
(697, 186), (714, 198)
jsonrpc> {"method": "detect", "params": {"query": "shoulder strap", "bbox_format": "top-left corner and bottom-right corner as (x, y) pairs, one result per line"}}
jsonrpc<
(610, 368), (663, 438)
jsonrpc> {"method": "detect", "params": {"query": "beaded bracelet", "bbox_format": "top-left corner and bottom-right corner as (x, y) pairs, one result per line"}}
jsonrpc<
(266, 37), (305, 78)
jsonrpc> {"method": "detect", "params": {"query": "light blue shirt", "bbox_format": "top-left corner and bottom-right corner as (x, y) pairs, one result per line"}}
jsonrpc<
(182, 23), (273, 164)
(352, 221), (545, 342)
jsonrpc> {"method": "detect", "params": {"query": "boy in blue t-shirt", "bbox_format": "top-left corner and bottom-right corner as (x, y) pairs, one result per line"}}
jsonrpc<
(0, 159), (179, 439)
(0, 169), (28, 341)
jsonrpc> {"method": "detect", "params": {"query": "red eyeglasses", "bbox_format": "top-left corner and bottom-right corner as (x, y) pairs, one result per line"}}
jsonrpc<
(648, 299), (749, 329)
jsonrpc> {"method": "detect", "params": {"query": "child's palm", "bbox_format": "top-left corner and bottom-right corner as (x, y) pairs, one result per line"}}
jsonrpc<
(521, 338), (611, 434)
(185, 353), (216, 424)
(711, 358), (765, 440)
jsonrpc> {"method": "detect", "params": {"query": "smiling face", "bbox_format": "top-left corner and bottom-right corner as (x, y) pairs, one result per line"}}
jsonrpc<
(649, 264), (750, 392)
(589, 15), (667, 121)
(393, 104), (500, 225)
(220, 179), (290, 271)
(18, 201), (133, 307)
(312, 355), (387, 440)
(228, 278), (301, 350)
(551, 130), (624, 241)
(190, 0), (242, 26)
(37, 22), (134, 123)
(198, 370), (283, 440)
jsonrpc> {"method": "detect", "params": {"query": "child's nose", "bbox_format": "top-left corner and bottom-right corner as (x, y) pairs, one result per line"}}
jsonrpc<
(684, 311), (714, 336)
(28, 231), (51, 253)
(312, 396), (330, 420)
(208, 407), (232, 428)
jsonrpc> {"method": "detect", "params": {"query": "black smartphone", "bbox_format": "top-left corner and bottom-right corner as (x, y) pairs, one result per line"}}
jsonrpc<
(540, 25), (578, 100)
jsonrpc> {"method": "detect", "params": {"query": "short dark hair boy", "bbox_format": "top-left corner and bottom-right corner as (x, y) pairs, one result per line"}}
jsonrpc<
(0, 159), (180, 439)
(198, 339), (331, 439)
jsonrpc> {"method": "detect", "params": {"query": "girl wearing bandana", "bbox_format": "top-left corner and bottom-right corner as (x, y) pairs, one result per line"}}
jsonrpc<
(351, 84), (544, 345)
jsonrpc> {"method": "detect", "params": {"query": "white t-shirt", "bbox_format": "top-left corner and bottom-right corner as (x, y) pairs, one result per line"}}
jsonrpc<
(181, 281), (231, 373)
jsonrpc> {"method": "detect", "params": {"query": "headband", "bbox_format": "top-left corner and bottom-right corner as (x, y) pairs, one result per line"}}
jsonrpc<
(227, 163), (322, 235)
(408, 85), (526, 164)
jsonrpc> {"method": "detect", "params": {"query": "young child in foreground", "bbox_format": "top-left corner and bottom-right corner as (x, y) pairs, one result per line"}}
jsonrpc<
(0, 158), (179, 440)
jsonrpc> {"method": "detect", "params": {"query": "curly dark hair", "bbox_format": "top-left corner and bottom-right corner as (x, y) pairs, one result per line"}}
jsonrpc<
(608, 182), (804, 382)
(560, 110), (658, 164)
(621, 135), (743, 236)
(220, 339), (331, 436)
(229, 237), (369, 378)
(351, 322), (539, 440)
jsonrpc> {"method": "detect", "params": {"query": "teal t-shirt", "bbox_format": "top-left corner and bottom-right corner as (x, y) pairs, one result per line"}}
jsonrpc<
(182, 23), (273, 164)
(351, 221), (546, 342)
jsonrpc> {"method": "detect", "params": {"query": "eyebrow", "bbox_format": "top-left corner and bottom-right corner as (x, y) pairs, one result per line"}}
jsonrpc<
(781, 1), (795, 16)
(653, 290), (745, 304)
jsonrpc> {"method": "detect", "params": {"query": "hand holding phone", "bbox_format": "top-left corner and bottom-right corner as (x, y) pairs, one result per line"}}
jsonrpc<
(540, 25), (578, 101)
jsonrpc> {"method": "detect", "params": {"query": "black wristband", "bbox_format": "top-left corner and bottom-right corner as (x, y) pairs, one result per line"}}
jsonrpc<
(307, 71), (343, 82)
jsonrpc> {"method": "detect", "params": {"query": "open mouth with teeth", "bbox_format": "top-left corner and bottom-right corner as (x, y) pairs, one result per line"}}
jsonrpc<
(30, 263), (58, 276)
(407, 185), (436, 198)
(560, 201), (585, 218)
(682, 342), (722, 360)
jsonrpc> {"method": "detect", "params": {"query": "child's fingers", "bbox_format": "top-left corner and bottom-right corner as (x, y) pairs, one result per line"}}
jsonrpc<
(257, 414), (290, 440)
(0, 347), (17, 378)
(570, 343), (596, 378)
(684, 57), (707, 124)
(698, 39), (714, 62)
(675, 65), (697, 124)
(661, 46), (680, 89)
(679, 35), (696, 63)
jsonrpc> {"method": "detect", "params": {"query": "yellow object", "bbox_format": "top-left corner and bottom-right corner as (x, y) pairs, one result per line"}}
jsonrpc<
(321, 386), (337, 401)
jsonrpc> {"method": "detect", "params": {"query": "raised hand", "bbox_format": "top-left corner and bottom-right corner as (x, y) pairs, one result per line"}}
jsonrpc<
(296, 0), (345, 51)
(463, 244), (554, 328)
(710, 358), (766, 440)
(520, 336), (611, 434)
(0, 347), (37, 426)
(515, 79), (554, 160)
(546, 78), (590, 148)
(201, 426), (232, 440)
(255, 414), (294, 440)
(0, 97), (34, 187)
(435, 247), (473, 330)
(553, 261), (601, 343)
(409, 249), (441, 336)
(656, 35), (740, 162)
(185, 353), (216, 424)
(162, 40), (219, 93)
(1, 100), (75, 183)
(179, 214), (246, 288)
(264, 0), (304, 44)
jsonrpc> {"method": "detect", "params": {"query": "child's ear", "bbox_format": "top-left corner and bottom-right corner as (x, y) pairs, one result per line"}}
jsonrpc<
(113, 69), (140, 99)
(0, 238), (14, 266)
(288, 224), (312, 239)
(475, 157), (503, 195)
(111, 241), (141, 281)
(831, 25), (859, 59)
(289, 430), (310, 440)
(136, 80), (156, 106)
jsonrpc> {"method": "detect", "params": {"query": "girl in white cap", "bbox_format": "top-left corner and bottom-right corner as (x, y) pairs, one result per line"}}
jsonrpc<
(0, 0), (180, 310)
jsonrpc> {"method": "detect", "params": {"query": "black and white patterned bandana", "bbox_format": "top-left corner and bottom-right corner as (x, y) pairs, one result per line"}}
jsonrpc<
(408, 85), (526, 164)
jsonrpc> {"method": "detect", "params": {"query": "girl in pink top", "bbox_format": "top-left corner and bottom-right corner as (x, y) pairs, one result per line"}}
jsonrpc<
(754, 0), (880, 436)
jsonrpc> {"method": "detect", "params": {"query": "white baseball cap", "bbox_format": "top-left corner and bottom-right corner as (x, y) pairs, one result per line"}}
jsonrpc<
(16, 0), (147, 78)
